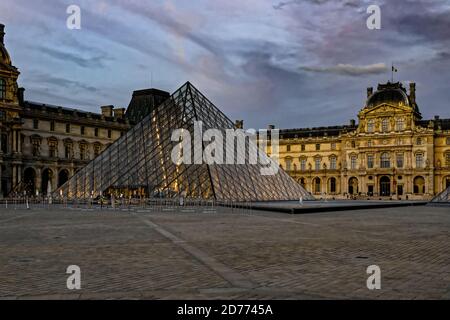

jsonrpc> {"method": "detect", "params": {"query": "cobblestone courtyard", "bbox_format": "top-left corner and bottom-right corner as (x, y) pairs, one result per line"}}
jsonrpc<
(0, 205), (449, 299)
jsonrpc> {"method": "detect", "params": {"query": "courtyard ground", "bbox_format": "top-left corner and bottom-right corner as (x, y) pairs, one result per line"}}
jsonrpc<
(0, 205), (448, 299)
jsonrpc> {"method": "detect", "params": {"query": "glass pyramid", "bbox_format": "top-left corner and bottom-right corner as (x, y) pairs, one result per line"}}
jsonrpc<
(55, 82), (313, 202)
(431, 186), (450, 203)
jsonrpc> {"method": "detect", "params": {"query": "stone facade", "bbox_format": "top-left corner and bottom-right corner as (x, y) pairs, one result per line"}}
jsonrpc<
(0, 24), (169, 198)
(267, 82), (450, 200)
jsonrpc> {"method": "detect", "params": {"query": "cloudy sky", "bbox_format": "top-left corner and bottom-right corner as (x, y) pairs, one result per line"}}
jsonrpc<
(1, 0), (449, 129)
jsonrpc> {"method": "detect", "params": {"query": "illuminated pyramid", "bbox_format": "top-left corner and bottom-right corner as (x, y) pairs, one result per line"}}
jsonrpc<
(55, 82), (313, 202)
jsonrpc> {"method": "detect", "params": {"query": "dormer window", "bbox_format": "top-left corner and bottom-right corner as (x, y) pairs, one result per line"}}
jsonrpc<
(0, 78), (6, 100)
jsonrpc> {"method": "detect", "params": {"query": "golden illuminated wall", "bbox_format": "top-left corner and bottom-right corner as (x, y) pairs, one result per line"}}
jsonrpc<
(269, 83), (450, 200)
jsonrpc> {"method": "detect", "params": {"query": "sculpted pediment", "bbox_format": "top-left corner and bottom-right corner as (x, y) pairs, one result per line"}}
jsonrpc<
(360, 103), (411, 117)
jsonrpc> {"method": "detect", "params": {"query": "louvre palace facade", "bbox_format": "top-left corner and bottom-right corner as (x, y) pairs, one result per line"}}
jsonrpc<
(268, 82), (450, 200)
(0, 24), (169, 198)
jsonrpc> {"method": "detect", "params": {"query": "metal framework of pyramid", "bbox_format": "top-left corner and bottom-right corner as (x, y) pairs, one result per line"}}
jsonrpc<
(55, 82), (313, 202)
(430, 186), (450, 203)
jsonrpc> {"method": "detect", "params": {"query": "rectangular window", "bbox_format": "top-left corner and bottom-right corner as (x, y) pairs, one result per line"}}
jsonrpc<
(49, 145), (56, 158)
(367, 120), (374, 133)
(381, 153), (390, 168)
(367, 155), (374, 169)
(300, 159), (306, 171)
(108, 130), (112, 139)
(50, 121), (55, 132)
(382, 119), (389, 132)
(330, 157), (337, 170)
(285, 159), (292, 171)
(301, 144), (306, 151)
(315, 158), (321, 171)
(446, 153), (450, 167)
(95, 128), (99, 137)
(66, 123), (70, 133)
(33, 119), (39, 129)
(331, 143), (336, 150)
(65, 145), (71, 159)
(416, 154), (424, 168)
(351, 156), (357, 170)
(0, 78), (6, 100)
(396, 154), (404, 168)
(396, 118), (404, 131)
(315, 144), (320, 151)
(81, 126), (85, 135)
(351, 141), (356, 148)
(286, 145), (291, 152)
(368, 140), (372, 147)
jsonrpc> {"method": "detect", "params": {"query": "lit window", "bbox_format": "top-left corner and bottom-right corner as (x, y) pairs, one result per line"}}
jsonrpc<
(417, 137), (422, 145)
(381, 152), (390, 168)
(368, 140), (372, 147)
(331, 143), (336, 150)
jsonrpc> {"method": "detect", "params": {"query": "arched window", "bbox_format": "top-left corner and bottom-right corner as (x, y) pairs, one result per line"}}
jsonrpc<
(0, 78), (6, 100)
(328, 177), (337, 194)
(413, 176), (425, 194)
(313, 177), (321, 194)
(381, 118), (389, 132)
(380, 152), (390, 168)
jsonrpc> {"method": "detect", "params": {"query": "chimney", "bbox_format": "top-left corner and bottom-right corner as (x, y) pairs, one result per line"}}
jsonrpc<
(350, 119), (356, 126)
(409, 82), (416, 105)
(18, 87), (25, 106)
(0, 24), (5, 45)
(367, 87), (373, 98)
(101, 105), (114, 117)
(235, 120), (244, 129)
(114, 108), (125, 118)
